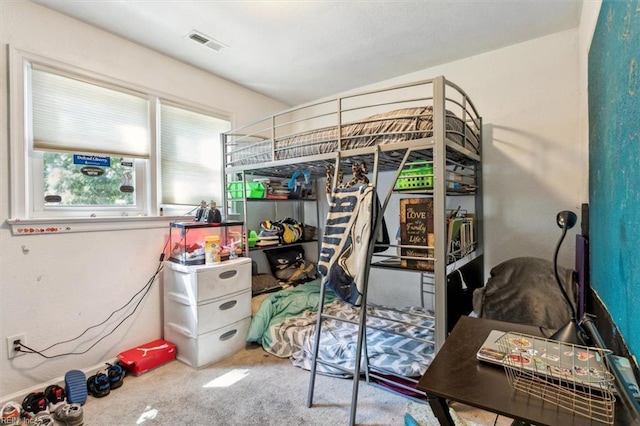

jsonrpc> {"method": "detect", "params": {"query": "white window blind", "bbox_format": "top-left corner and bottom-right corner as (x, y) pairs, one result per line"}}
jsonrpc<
(160, 103), (230, 206)
(31, 64), (150, 158)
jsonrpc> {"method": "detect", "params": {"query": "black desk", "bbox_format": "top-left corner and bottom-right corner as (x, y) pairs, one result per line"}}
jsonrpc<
(417, 316), (633, 426)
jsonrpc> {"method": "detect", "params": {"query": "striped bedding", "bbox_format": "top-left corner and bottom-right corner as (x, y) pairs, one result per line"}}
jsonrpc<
(247, 280), (435, 378)
(228, 107), (479, 167)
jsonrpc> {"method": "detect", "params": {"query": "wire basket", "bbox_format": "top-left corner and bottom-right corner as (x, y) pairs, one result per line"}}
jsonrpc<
(497, 332), (616, 424)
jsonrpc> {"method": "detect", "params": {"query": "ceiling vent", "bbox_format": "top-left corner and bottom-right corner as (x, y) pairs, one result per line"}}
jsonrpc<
(187, 30), (228, 52)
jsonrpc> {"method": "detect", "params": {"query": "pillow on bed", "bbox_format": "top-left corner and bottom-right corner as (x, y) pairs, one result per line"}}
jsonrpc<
(251, 273), (281, 296)
(265, 245), (305, 272)
(264, 245), (318, 285)
(472, 257), (576, 330)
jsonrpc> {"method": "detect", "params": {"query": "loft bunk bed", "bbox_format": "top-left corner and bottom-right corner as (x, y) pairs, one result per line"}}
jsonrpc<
(223, 78), (480, 180)
(222, 76), (483, 426)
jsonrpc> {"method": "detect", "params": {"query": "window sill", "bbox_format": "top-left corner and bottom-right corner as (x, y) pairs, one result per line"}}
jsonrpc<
(6, 216), (191, 235)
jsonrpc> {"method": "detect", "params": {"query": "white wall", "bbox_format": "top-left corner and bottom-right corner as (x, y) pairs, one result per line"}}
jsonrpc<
(365, 29), (586, 305)
(1, 0), (596, 400)
(0, 0), (287, 400)
(578, 0), (602, 201)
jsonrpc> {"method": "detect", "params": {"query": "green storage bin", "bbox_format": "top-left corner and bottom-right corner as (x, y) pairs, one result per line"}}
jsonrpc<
(395, 164), (433, 190)
(227, 182), (266, 199)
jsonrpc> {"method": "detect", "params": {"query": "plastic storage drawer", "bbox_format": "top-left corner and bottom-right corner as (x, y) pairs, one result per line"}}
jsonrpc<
(163, 258), (251, 304)
(164, 317), (251, 368)
(164, 289), (250, 336)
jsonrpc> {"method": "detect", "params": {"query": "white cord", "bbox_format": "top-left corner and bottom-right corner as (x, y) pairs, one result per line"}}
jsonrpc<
(457, 268), (468, 291)
(449, 254), (468, 291)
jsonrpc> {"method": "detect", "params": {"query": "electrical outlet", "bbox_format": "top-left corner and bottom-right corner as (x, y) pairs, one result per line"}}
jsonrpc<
(7, 334), (26, 359)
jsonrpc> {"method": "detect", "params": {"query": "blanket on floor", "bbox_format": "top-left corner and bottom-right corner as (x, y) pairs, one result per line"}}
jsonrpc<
(246, 279), (336, 348)
(247, 280), (436, 378)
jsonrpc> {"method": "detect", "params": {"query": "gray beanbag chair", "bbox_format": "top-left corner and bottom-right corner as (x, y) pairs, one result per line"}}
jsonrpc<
(472, 257), (576, 330)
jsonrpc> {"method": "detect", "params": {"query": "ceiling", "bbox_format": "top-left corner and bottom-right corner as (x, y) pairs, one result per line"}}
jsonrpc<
(30, 0), (584, 106)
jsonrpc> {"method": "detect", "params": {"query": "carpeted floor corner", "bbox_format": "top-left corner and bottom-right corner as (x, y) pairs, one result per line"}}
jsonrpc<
(80, 343), (513, 425)
(82, 343), (408, 425)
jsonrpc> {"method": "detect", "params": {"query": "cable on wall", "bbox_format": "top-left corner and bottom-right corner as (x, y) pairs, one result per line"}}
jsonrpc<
(15, 247), (168, 359)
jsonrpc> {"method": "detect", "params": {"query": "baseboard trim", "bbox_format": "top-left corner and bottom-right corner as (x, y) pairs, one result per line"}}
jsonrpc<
(0, 358), (117, 407)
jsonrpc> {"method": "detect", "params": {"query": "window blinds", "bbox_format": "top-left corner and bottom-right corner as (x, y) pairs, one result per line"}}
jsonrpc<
(160, 102), (230, 206)
(30, 64), (150, 158)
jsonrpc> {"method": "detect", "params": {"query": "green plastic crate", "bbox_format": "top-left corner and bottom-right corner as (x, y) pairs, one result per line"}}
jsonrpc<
(395, 164), (433, 190)
(227, 181), (266, 199)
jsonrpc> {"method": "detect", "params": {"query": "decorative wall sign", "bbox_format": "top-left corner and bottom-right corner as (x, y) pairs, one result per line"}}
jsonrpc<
(399, 198), (434, 271)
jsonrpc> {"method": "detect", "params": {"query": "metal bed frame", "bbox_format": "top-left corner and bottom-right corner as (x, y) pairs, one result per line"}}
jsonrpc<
(222, 76), (483, 426)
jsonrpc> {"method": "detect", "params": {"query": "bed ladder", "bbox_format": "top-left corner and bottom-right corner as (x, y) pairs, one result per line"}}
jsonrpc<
(307, 148), (426, 425)
(305, 150), (383, 426)
(307, 146), (440, 426)
(306, 277), (371, 426)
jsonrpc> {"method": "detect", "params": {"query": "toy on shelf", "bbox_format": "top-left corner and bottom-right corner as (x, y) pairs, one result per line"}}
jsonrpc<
(194, 200), (222, 224)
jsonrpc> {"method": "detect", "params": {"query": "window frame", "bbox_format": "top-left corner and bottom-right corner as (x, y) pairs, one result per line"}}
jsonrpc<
(7, 46), (233, 233)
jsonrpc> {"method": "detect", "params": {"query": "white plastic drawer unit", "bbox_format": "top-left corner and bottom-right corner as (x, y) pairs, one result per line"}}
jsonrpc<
(164, 317), (251, 368)
(163, 257), (251, 304)
(164, 289), (250, 336)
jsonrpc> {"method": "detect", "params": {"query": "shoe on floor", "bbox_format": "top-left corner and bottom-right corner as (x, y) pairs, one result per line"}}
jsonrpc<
(1, 400), (22, 423)
(86, 371), (110, 398)
(106, 362), (125, 390)
(22, 391), (48, 419)
(44, 384), (66, 411)
(31, 412), (55, 426)
(64, 370), (87, 405)
(52, 403), (84, 426)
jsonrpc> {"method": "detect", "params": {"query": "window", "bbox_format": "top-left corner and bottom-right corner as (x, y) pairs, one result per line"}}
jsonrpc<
(8, 48), (231, 226)
(160, 103), (230, 209)
(28, 63), (149, 218)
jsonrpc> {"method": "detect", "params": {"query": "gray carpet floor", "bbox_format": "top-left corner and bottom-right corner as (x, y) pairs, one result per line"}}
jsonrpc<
(80, 343), (511, 425)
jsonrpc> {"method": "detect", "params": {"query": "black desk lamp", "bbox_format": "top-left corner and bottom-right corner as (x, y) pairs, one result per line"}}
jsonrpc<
(550, 210), (588, 345)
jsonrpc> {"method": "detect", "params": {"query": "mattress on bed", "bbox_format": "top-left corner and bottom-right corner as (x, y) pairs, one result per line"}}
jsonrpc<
(288, 301), (435, 378)
(227, 106), (479, 167)
(247, 281), (435, 378)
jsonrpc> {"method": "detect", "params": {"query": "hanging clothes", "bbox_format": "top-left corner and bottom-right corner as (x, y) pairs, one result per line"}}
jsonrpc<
(318, 184), (373, 306)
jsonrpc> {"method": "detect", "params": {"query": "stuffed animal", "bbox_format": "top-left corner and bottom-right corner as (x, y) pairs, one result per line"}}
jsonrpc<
(345, 162), (370, 187)
(326, 165), (344, 195)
